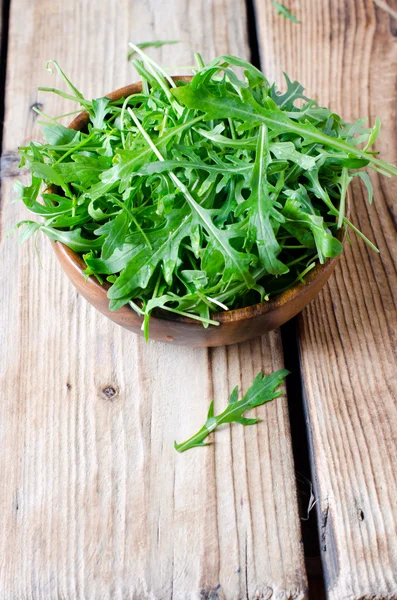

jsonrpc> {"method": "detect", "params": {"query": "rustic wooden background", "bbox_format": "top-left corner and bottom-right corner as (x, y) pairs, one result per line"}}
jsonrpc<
(0, 1), (396, 599)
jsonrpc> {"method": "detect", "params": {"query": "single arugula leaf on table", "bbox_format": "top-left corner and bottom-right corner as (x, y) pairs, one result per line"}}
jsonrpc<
(272, 1), (300, 23)
(174, 369), (289, 453)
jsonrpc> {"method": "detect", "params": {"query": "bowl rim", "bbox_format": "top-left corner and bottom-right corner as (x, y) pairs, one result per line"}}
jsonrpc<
(58, 77), (343, 326)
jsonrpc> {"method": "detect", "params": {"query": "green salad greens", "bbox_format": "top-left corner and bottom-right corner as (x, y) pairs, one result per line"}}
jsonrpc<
(174, 369), (288, 452)
(16, 46), (397, 338)
(272, 2), (300, 23)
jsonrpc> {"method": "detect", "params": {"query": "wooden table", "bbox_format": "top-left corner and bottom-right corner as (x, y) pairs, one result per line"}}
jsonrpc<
(0, 1), (396, 598)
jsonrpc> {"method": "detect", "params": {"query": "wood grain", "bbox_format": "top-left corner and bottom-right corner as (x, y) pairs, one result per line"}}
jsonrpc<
(0, 1), (307, 598)
(254, 0), (397, 598)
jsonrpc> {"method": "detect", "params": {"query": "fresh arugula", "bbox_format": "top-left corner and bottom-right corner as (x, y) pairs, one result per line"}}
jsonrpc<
(174, 369), (289, 452)
(127, 40), (180, 60)
(272, 1), (300, 23)
(16, 48), (396, 338)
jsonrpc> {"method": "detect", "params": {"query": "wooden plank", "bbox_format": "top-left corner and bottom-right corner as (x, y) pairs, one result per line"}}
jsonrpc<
(0, 1), (308, 598)
(254, 0), (397, 598)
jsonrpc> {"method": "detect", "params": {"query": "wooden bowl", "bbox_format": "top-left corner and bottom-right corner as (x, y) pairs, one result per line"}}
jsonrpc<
(52, 80), (342, 347)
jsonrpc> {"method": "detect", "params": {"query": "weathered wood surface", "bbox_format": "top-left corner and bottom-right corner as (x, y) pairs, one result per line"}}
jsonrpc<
(0, 1), (308, 598)
(254, 0), (397, 598)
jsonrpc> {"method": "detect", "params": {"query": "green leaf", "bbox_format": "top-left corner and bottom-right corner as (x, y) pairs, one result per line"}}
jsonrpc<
(28, 161), (67, 189)
(143, 293), (219, 326)
(172, 83), (262, 126)
(84, 240), (145, 275)
(41, 124), (80, 146)
(282, 193), (343, 263)
(229, 386), (239, 404)
(22, 192), (73, 217)
(207, 400), (215, 419)
(335, 167), (352, 228)
(100, 116), (204, 192)
(235, 416), (260, 425)
(271, 73), (307, 108)
(16, 220), (41, 243)
(90, 97), (112, 129)
(56, 154), (112, 187)
(174, 369), (289, 453)
(363, 116), (381, 152)
(173, 82), (397, 176)
(270, 142), (316, 170)
(127, 40), (180, 60)
(95, 211), (129, 260)
(14, 176), (41, 206)
(353, 171), (373, 204)
(40, 225), (104, 252)
(272, 1), (300, 23)
(107, 208), (192, 308)
(172, 175), (256, 287)
(237, 125), (288, 275)
(209, 54), (268, 87)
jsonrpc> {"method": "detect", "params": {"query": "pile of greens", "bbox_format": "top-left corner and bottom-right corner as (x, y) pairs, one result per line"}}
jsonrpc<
(16, 46), (397, 338)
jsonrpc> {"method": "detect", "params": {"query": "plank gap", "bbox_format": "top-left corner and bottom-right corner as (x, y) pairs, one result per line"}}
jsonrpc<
(244, 0), (261, 68)
(0, 0), (11, 233)
(281, 318), (325, 600)
(245, 3), (321, 591)
(0, 0), (11, 160)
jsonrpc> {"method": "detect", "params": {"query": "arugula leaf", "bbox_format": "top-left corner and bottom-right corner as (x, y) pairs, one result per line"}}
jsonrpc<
(363, 116), (381, 152)
(28, 161), (67, 190)
(272, 1), (300, 23)
(173, 84), (397, 176)
(281, 193), (343, 263)
(270, 73), (308, 108)
(90, 97), (112, 129)
(106, 208), (192, 309)
(127, 40), (180, 60)
(126, 107), (256, 289)
(40, 225), (104, 252)
(56, 155), (112, 187)
(14, 220), (42, 243)
(270, 142), (316, 170)
(41, 124), (80, 145)
(94, 211), (129, 260)
(208, 54), (268, 87)
(171, 83), (262, 126)
(164, 172), (256, 288)
(353, 171), (373, 204)
(236, 125), (288, 274)
(174, 369), (289, 452)
(99, 116), (204, 192)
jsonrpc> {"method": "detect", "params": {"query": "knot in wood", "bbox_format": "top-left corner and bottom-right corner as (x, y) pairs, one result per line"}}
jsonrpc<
(101, 385), (118, 401)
